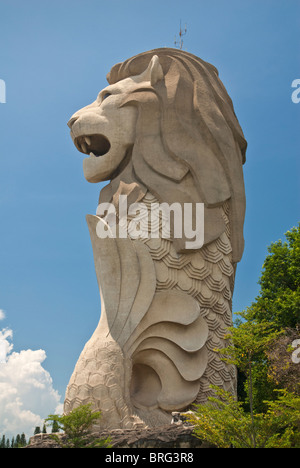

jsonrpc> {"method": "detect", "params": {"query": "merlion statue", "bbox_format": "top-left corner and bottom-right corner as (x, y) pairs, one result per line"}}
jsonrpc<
(64, 48), (247, 429)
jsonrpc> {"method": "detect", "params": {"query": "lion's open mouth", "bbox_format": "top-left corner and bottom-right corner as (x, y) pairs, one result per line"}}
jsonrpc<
(74, 134), (111, 157)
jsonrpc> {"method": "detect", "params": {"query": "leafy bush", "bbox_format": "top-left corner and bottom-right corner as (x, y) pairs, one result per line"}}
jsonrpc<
(45, 403), (111, 448)
(186, 387), (300, 448)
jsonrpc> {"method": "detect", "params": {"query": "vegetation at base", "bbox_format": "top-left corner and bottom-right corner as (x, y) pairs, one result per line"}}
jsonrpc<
(186, 224), (300, 448)
(1, 404), (111, 449)
(45, 403), (112, 448)
(0, 417), (64, 448)
(187, 386), (299, 448)
(34, 423), (48, 435)
(0, 433), (27, 448)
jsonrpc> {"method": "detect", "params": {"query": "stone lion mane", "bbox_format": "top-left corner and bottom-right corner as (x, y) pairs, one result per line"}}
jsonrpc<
(106, 48), (247, 263)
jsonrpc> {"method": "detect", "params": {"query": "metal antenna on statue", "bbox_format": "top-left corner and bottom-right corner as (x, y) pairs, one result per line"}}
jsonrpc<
(174, 20), (187, 50)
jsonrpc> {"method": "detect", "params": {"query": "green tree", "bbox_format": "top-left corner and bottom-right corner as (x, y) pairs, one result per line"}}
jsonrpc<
(34, 426), (41, 435)
(15, 434), (20, 447)
(234, 225), (300, 410)
(20, 433), (27, 447)
(187, 386), (300, 448)
(248, 224), (300, 330)
(51, 419), (60, 433)
(45, 403), (111, 448)
(0, 433), (27, 448)
(218, 314), (281, 442)
(0, 435), (5, 448)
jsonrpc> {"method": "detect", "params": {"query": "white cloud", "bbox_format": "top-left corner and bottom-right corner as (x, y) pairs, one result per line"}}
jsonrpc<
(0, 327), (63, 441)
(0, 310), (5, 321)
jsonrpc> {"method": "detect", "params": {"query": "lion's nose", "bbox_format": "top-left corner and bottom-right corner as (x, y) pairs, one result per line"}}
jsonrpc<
(67, 116), (79, 129)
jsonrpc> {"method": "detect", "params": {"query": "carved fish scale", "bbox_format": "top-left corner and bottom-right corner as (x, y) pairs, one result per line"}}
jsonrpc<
(134, 193), (237, 407)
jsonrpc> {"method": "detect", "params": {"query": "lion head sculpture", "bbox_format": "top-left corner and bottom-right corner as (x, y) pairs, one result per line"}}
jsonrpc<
(68, 48), (246, 263)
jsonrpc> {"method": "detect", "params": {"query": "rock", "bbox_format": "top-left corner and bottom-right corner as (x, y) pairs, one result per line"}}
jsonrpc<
(26, 424), (212, 448)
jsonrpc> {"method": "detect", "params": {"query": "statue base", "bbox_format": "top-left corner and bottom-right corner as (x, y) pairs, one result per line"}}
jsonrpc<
(26, 424), (213, 448)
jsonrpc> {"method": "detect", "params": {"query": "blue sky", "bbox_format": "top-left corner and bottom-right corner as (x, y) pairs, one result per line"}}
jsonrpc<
(0, 0), (299, 438)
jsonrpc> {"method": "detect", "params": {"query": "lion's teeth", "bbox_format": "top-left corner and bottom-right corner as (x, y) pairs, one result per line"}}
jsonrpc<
(85, 136), (91, 146)
(90, 152), (96, 157)
(81, 141), (88, 153)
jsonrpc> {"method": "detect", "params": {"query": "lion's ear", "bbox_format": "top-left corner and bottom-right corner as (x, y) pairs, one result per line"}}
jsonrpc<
(146, 55), (164, 86)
